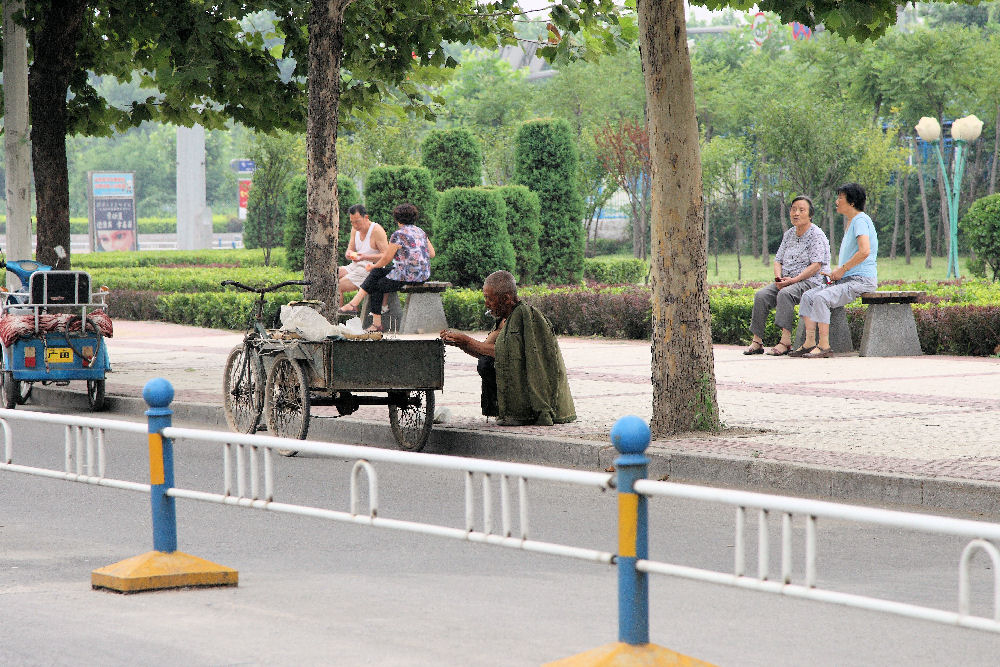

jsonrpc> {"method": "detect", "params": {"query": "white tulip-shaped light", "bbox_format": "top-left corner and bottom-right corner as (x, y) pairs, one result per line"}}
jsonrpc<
(915, 117), (942, 142)
(952, 114), (984, 142)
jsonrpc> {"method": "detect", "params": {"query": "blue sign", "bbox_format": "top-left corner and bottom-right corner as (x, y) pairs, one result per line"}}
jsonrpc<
(230, 159), (256, 173)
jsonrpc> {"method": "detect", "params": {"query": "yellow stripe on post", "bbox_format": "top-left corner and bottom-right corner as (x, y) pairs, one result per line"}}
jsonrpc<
(618, 493), (638, 557)
(148, 433), (164, 485)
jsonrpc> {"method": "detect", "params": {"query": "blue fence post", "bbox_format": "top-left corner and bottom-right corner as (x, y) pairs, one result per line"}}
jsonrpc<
(612, 415), (651, 646)
(144, 377), (177, 553)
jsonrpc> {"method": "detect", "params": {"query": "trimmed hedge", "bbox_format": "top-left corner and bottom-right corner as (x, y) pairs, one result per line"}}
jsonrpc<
(364, 166), (437, 237)
(421, 129), (483, 190)
(1, 216), (236, 236)
(282, 175), (358, 271)
(91, 265), (300, 292)
(495, 185), (541, 284)
(73, 248), (283, 269)
(961, 193), (1000, 281)
(283, 175), (309, 271)
(583, 256), (647, 284)
(513, 118), (585, 284)
(433, 187), (516, 288)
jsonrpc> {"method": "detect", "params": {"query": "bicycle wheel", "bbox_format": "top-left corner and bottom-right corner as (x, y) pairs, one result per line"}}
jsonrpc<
(265, 354), (310, 451)
(389, 390), (434, 452)
(223, 345), (263, 433)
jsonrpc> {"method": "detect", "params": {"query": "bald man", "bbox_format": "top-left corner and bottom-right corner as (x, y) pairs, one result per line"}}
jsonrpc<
(440, 271), (575, 426)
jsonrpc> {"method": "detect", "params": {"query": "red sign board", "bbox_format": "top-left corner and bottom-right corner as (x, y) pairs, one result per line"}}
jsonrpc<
(238, 178), (252, 221)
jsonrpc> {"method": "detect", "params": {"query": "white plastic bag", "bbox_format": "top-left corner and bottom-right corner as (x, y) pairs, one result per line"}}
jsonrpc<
(279, 305), (364, 340)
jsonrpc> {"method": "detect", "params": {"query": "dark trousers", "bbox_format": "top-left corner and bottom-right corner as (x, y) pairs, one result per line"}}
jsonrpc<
(477, 356), (499, 417)
(360, 266), (406, 318)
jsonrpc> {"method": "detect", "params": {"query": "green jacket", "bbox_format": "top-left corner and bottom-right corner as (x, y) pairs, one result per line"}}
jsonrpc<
(494, 302), (576, 425)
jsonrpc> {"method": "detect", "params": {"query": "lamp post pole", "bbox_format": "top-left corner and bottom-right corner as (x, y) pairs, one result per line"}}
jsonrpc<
(915, 115), (983, 280)
(929, 138), (967, 279)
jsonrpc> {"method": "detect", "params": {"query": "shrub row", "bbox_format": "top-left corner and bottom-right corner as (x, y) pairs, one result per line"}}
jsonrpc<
(101, 268), (1000, 356)
(91, 265), (300, 292)
(109, 289), (304, 330)
(583, 257), (647, 284)
(73, 248), (284, 269)
(0, 216), (237, 236)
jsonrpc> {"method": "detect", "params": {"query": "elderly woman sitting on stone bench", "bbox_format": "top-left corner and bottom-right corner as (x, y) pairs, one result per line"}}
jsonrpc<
(745, 195), (830, 357)
(792, 182), (878, 359)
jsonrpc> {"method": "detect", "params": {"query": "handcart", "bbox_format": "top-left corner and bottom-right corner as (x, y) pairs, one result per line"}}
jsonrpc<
(259, 337), (445, 454)
(221, 280), (444, 454)
(0, 259), (112, 410)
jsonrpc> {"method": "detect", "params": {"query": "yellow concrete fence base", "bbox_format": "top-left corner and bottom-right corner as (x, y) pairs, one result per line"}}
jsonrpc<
(91, 550), (238, 593)
(545, 642), (717, 667)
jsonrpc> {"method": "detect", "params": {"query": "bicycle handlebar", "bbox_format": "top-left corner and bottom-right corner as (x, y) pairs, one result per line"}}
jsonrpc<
(221, 279), (311, 294)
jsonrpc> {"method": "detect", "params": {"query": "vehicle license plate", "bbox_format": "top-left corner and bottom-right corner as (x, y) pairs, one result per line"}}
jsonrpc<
(46, 348), (73, 363)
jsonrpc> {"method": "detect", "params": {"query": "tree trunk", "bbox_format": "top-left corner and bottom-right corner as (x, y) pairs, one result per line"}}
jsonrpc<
(760, 152), (769, 265)
(750, 185), (759, 261)
(968, 138), (983, 207)
(902, 172), (912, 264)
(3, 0), (32, 280)
(825, 197), (836, 252)
(27, 0), (87, 268)
(990, 104), (1000, 196)
(304, 0), (353, 313)
(890, 178), (900, 261)
(639, 0), (717, 435)
(913, 138), (933, 269)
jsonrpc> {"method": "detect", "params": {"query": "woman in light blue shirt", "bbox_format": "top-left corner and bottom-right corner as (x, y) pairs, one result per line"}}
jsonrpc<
(791, 183), (878, 358)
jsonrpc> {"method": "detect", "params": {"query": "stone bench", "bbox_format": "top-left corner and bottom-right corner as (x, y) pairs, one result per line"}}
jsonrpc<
(359, 281), (451, 334)
(793, 290), (925, 356)
(858, 290), (924, 357)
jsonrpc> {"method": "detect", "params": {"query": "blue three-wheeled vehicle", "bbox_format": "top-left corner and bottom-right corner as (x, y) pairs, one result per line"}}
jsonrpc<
(0, 254), (112, 410)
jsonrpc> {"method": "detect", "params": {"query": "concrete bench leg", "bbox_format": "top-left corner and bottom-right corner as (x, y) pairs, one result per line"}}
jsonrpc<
(859, 303), (922, 357)
(399, 292), (448, 334)
(361, 292), (402, 332)
(794, 306), (853, 353)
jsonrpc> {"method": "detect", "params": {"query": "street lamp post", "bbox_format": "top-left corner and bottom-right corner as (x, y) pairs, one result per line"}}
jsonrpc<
(915, 115), (983, 278)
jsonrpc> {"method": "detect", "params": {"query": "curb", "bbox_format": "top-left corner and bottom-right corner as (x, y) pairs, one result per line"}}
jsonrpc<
(28, 386), (1000, 517)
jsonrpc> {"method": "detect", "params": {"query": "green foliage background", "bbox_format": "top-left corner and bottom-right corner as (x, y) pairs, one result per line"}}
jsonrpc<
(433, 187), (516, 287)
(363, 166), (438, 237)
(513, 118), (585, 284)
(421, 129), (483, 190)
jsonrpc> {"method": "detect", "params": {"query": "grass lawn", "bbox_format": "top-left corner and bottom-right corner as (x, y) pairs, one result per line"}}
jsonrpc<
(703, 253), (968, 284)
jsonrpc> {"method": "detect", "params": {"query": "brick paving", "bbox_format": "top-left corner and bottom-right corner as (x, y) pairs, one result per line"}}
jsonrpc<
(98, 320), (1000, 485)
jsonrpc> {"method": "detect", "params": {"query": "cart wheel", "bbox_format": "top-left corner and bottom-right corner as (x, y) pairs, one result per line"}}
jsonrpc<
(16, 382), (31, 405)
(1, 371), (19, 410)
(389, 390), (434, 452)
(265, 355), (310, 452)
(87, 379), (106, 411)
(223, 346), (263, 434)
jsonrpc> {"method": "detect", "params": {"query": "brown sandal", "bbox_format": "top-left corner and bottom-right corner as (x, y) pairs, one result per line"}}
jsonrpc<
(805, 346), (832, 358)
(788, 345), (817, 358)
(767, 342), (791, 356)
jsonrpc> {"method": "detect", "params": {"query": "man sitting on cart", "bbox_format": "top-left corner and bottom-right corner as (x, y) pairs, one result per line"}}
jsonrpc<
(440, 270), (575, 426)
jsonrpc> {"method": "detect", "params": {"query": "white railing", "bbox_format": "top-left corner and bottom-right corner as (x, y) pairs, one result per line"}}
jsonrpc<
(633, 479), (1000, 633)
(0, 410), (148, 493)
(0, 409), (615, 565)
(3, 406), (1000, 638)
(162, 426), (615, 563)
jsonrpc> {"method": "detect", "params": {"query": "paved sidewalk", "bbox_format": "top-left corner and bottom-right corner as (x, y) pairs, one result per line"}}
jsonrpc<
(31, 320), (1000, 515)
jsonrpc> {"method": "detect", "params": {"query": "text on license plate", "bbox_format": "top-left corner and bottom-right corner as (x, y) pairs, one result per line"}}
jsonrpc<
(46, 348), (73, 363)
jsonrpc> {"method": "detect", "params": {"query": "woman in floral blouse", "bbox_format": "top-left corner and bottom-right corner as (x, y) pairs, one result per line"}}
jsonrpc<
(338, 202), (435, 332)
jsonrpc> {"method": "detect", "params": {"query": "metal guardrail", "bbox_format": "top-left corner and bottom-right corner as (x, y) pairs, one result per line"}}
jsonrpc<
(633, 479), (1000, 633)
(2, 389), (1000, 649)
